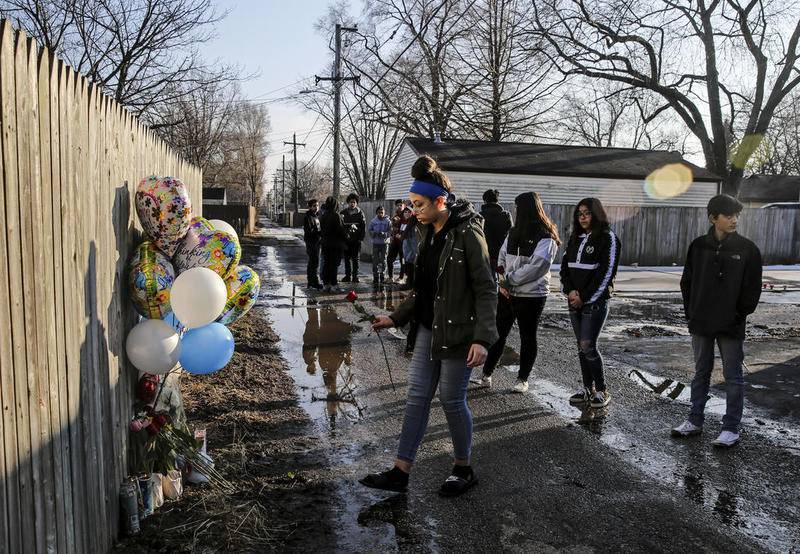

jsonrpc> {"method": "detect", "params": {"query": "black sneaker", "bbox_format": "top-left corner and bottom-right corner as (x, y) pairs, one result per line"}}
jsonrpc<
(353, 277), (360, 283)
(569, 388), (591, 405)
(439, 466), (478, 497)
(342, 276), (352, 283)
(359, 467), (408, 493)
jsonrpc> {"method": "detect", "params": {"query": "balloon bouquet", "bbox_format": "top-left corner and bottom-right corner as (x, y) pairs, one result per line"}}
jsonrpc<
(125, 175), (261, 379)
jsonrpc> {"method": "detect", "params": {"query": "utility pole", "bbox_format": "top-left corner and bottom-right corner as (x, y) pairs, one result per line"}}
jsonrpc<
(281, 155), (286, 219)
(283, 132), (306, 213)
(316, 23), (358, 200)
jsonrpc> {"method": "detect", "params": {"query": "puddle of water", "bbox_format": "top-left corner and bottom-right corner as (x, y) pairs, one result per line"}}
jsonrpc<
(627, 367), (800, 456)
(524, 375), (797, 553)
(244, 241), (364, 434)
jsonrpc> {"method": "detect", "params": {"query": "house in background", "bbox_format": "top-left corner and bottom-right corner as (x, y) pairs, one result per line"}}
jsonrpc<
(202, 186), (227, 206)
(737, 174), (800, 207)
(386, 137), (721, 207)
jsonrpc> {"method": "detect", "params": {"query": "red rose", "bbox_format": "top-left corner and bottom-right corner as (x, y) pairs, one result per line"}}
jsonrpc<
(137, 374), (158, 403)
(153, 413), (170, 427)
(346, 290), (357, 302)
(496, 266), (505, 275)
(146, 421), (162, 436)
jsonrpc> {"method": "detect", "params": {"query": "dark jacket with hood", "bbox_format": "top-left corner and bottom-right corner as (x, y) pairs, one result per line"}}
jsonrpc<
(680, 228), (762, 339)
(319, 199), (346, 249)
(389, 200), (498, 360)
(560, 228), (621, 304)
(480, 202), (513, 267)
(303, 209), (321, 245)
(340, 205), (366, 243)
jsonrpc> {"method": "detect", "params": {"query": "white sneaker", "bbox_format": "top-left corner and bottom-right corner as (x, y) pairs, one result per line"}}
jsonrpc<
(671, 420), (702, 437)
(512, 379), (529, 393)
(712, 430), (740, 448)
(469, 374), (492, 387)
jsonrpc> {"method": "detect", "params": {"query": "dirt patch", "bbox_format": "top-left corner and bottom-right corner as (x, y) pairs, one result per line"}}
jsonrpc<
(623, 325), (681, 337)
(114, 306), (335, 553)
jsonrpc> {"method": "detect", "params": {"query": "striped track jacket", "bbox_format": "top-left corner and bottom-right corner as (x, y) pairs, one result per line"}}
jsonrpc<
(559, 229), (621, 304)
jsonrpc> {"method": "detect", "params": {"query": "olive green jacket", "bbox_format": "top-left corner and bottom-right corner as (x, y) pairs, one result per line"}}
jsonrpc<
(389, 201), (498, 360)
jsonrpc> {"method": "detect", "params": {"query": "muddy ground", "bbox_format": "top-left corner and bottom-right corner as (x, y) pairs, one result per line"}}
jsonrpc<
(116, 225), (800, 553)
(114, 271), (335, 552)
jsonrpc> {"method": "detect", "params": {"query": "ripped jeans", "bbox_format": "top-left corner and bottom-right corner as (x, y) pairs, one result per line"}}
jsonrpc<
(569, 299), (610, 392)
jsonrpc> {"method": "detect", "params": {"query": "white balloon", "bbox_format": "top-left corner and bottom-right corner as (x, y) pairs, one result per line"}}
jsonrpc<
(126, 319), (181, 374)
(170, 267), (227, 328)
(207, 219), (238, 242)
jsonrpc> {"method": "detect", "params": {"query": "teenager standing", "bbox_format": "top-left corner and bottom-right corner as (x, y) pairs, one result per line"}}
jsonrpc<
(476, 192), (560, 392)
(672, 194), (762, 448)
(480, 188), (513, 271)
(341, 193), (366, 283)
(401, 208), (418, 290)
(319, 196), (346, 292)
(387, 199), (408, 283)
(360, 155), (498, 497)
(369, 205), (391, 286)
(303, 199), (323, 290)
(560, 198), (621, 408)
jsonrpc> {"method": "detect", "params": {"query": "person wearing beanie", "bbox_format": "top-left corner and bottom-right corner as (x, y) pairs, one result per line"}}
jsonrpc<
(360, 155), (498, 498)
(474, 192), (560, 393)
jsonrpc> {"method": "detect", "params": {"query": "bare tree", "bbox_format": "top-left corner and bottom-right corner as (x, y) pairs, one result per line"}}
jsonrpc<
(152, 78), (241, 184)
(457, 0), (563, 141)
(350, 0), (477, 138)
(532, 0), (800, 194)
(747, 93), (800, 174)
(560, 81), (689, 151)
(222, 102), (271, 207)
(0, 0), (236, 119)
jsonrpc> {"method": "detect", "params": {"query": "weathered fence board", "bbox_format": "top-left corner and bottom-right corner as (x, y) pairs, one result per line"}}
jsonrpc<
(355, 200), (800, 266)
(0, 19), (203, 552)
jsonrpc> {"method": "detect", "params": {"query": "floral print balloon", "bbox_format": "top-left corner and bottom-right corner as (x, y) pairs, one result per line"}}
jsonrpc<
(172, 216), (241, 278)
(217, 265), (261, 326)
(128, 241), (175, 319)
(135, 176), (193, 256)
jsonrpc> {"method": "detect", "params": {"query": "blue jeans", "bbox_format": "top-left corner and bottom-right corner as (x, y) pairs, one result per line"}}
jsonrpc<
(569, 299), (609, 392)
(688, 334), (745, 432)
(396, 326), (473, 463)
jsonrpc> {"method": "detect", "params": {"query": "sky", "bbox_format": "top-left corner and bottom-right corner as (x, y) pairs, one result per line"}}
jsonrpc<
(200, 1), (341, 191)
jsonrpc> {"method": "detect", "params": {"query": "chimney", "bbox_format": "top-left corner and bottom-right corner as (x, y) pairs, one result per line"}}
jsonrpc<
(433, 132), (442, 144)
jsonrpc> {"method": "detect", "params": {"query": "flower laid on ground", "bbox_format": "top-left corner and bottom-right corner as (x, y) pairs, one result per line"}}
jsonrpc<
(345, 291), (396, 391)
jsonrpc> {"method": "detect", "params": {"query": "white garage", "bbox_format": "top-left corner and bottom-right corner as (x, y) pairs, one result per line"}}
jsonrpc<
(386, 137), (721, 207)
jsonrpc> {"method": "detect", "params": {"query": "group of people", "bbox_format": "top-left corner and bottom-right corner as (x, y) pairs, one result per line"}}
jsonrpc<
(303, 194), (419, 292)
(351, 154), (762, 498)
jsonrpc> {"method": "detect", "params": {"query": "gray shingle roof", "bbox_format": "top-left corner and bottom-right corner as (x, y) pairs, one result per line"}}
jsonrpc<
(738, 174), (800, 202)
(406, 137), (720, 182)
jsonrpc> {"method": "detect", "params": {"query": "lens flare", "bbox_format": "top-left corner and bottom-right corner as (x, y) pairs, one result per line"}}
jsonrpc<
(644, 163), (693, 200)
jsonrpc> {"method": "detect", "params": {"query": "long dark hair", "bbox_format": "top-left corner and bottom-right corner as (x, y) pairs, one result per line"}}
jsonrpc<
(510, 192), (561, 246)
(570, 197), (609, 242)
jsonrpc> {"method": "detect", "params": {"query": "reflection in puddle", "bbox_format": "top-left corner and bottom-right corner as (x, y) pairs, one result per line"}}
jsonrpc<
(357, 495), (424, 548)
(303, 305), (363, 430)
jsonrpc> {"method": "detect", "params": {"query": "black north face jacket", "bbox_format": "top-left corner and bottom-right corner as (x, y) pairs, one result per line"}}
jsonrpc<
(680, 229), (762, 339)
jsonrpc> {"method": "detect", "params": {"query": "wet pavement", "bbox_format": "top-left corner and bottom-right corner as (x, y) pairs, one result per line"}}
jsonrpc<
(248, 222), (800, 553)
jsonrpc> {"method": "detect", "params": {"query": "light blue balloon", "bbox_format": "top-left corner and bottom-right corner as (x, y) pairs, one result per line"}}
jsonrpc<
(179, 323), (235, 375)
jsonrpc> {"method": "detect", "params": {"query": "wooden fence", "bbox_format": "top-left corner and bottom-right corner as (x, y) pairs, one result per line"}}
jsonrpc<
(203, 203), (257, 237)
(0, 20), (202, 554)
(356, 200), (800, 265)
